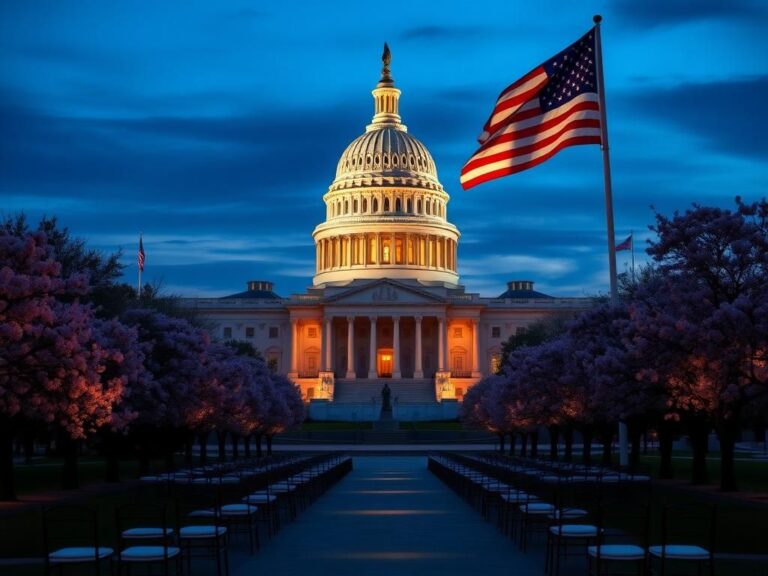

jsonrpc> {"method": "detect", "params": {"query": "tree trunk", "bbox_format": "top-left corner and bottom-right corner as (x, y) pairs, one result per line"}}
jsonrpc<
(548, 425), (560, 460)
(717, 417), (739, 492)
(520, 432), (528, 457)
(198, 432), (208, 465)
(497, 433), (505, 453)
(582, 427), (594, 466)
(688, 417), (710, 485)
(563, 427), (573, 462)
(104, 430), (120, 483)
(243, 435), (251, 458)
(530, 429), (539, 459)
(231, 434), (240, 461)
(22, 426), (35, 465)
(60, 433), (79, 490)
(137, 434), (151, 476)
(255, 434), (263, 458)
(163, 431), (175, 471)
(184, 433), (194, 467)
(658, 423), (674, 479)
(508, 432), (516, 456)
(0, 416), (16, 501)
(217, 430), (227, 461)
(628, 420), (643, 471)
(266, 435), (273, 456)
(601, 436), (612, 467)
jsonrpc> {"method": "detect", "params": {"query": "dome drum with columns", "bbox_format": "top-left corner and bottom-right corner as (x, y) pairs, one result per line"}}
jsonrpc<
(182, 45), (593, 421)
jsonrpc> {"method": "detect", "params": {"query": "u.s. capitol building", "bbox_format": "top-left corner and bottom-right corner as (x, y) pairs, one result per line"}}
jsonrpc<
(185, 48), (592, 420)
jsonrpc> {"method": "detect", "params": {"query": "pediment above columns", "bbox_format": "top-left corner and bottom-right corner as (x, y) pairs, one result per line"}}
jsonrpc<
(322, 278), (446, 306)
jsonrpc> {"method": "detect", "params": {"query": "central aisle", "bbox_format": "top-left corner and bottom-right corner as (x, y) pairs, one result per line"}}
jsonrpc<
(231, 455), (544, 576)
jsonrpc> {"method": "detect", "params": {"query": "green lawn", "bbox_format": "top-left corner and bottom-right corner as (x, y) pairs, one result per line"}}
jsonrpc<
(300, 421), (373, 431)
(639, 453), (768, 492)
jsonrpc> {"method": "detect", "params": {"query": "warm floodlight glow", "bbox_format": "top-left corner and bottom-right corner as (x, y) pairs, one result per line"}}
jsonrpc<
(332, 509), (449, 516)
(344, 490), (434, 495)
(361, 476), (416, 481)
(324, 552), (464, 560)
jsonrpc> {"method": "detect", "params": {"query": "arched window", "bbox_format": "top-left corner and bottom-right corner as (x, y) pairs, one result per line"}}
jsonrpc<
(373, 198), (379, 212)
(363, 198), (368, 213)
(416, 199), (421, 214)
(384, 198), (390, 212)
(344, 200), (349, 214)
(395, 198), (402, 212)
(406, 199), (412, 213)
(426, 200), (431, 215)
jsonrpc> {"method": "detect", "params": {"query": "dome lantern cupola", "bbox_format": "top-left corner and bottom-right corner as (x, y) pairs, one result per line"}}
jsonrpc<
(369, 43), (405, 131)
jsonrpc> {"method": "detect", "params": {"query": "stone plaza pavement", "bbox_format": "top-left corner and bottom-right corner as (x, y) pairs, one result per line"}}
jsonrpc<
(226, 455), (575, 576)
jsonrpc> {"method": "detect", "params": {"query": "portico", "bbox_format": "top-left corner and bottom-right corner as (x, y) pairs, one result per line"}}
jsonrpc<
(288, 306), (482, 383)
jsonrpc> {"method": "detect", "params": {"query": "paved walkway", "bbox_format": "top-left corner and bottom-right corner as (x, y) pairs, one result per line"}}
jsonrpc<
(229, 455), (552, 576)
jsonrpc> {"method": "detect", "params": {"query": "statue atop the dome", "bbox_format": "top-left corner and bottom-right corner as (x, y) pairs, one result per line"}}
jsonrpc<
(381, 42), (392, 83)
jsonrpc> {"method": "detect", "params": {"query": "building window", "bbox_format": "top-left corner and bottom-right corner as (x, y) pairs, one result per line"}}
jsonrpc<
(453, 327), (463, 339)
(269, 326), (279, 339)
(491, 326), (501, 338)
(307, 327), (318, 339)
(223, 327), (232, 339)
(246, 327), (255, 338)
(382, 241), (391, 263)
(516, 326), (527, 336)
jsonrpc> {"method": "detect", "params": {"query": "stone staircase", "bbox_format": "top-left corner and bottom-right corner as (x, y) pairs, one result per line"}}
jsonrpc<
(333, 379), (436, 404)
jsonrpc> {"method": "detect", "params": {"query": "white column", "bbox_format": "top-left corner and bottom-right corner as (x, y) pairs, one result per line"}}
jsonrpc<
(346, 316), (355, 379)
(414, 316), (423, 378)
(345, 235), (351, 267)
(368, 316), (378, 379)
(472, 319), (481, 376)
(290, 319), (299, 374)
(324, 317), (332, 371)
(438, 317), (445, 371)
(392, 316), (401, 379)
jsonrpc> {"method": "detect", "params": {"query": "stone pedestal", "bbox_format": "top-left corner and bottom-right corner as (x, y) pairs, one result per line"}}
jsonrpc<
(318, 371), (334, 400)
(435, 371), (452, 401)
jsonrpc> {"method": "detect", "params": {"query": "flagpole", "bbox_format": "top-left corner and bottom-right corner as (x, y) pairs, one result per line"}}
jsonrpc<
(137, 233), (142, 299)
(593, 15), (618, 304)
(630, 230), (636, 283)
(594, 14), (628, 467)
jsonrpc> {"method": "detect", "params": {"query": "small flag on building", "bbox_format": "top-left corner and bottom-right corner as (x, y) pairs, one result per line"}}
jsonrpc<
(460, 27), (601, 190)
(615, 234), (632, 252)
(138, 236), (146, 271)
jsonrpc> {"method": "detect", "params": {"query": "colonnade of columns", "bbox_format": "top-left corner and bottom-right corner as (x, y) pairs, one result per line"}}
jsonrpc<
(315, 232), (457, 273)
(289, 315), (481, 379)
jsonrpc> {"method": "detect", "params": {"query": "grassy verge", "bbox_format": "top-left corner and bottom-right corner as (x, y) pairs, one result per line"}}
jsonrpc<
(639, 453), (768, 492)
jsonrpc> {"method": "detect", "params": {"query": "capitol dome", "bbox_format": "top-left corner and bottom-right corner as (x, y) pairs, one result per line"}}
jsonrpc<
(312, 44), (460, 287)
(332, 127), (441, 191)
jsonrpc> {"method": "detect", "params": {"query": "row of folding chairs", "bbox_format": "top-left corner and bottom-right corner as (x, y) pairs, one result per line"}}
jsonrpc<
(429, 454), (716, 576)
(43, 453), (353, 576)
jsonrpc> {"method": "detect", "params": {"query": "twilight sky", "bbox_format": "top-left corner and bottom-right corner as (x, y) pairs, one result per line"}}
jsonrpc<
(2, 0), (766, 298)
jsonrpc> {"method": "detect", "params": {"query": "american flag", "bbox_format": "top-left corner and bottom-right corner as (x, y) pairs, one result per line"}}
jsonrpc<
(615, 234), (632, 252)
(460, 28), (601, 190)
(138, 236), (145, 271)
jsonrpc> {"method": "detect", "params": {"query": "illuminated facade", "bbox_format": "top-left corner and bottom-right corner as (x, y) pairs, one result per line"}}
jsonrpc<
(186, 47), (592, 420)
